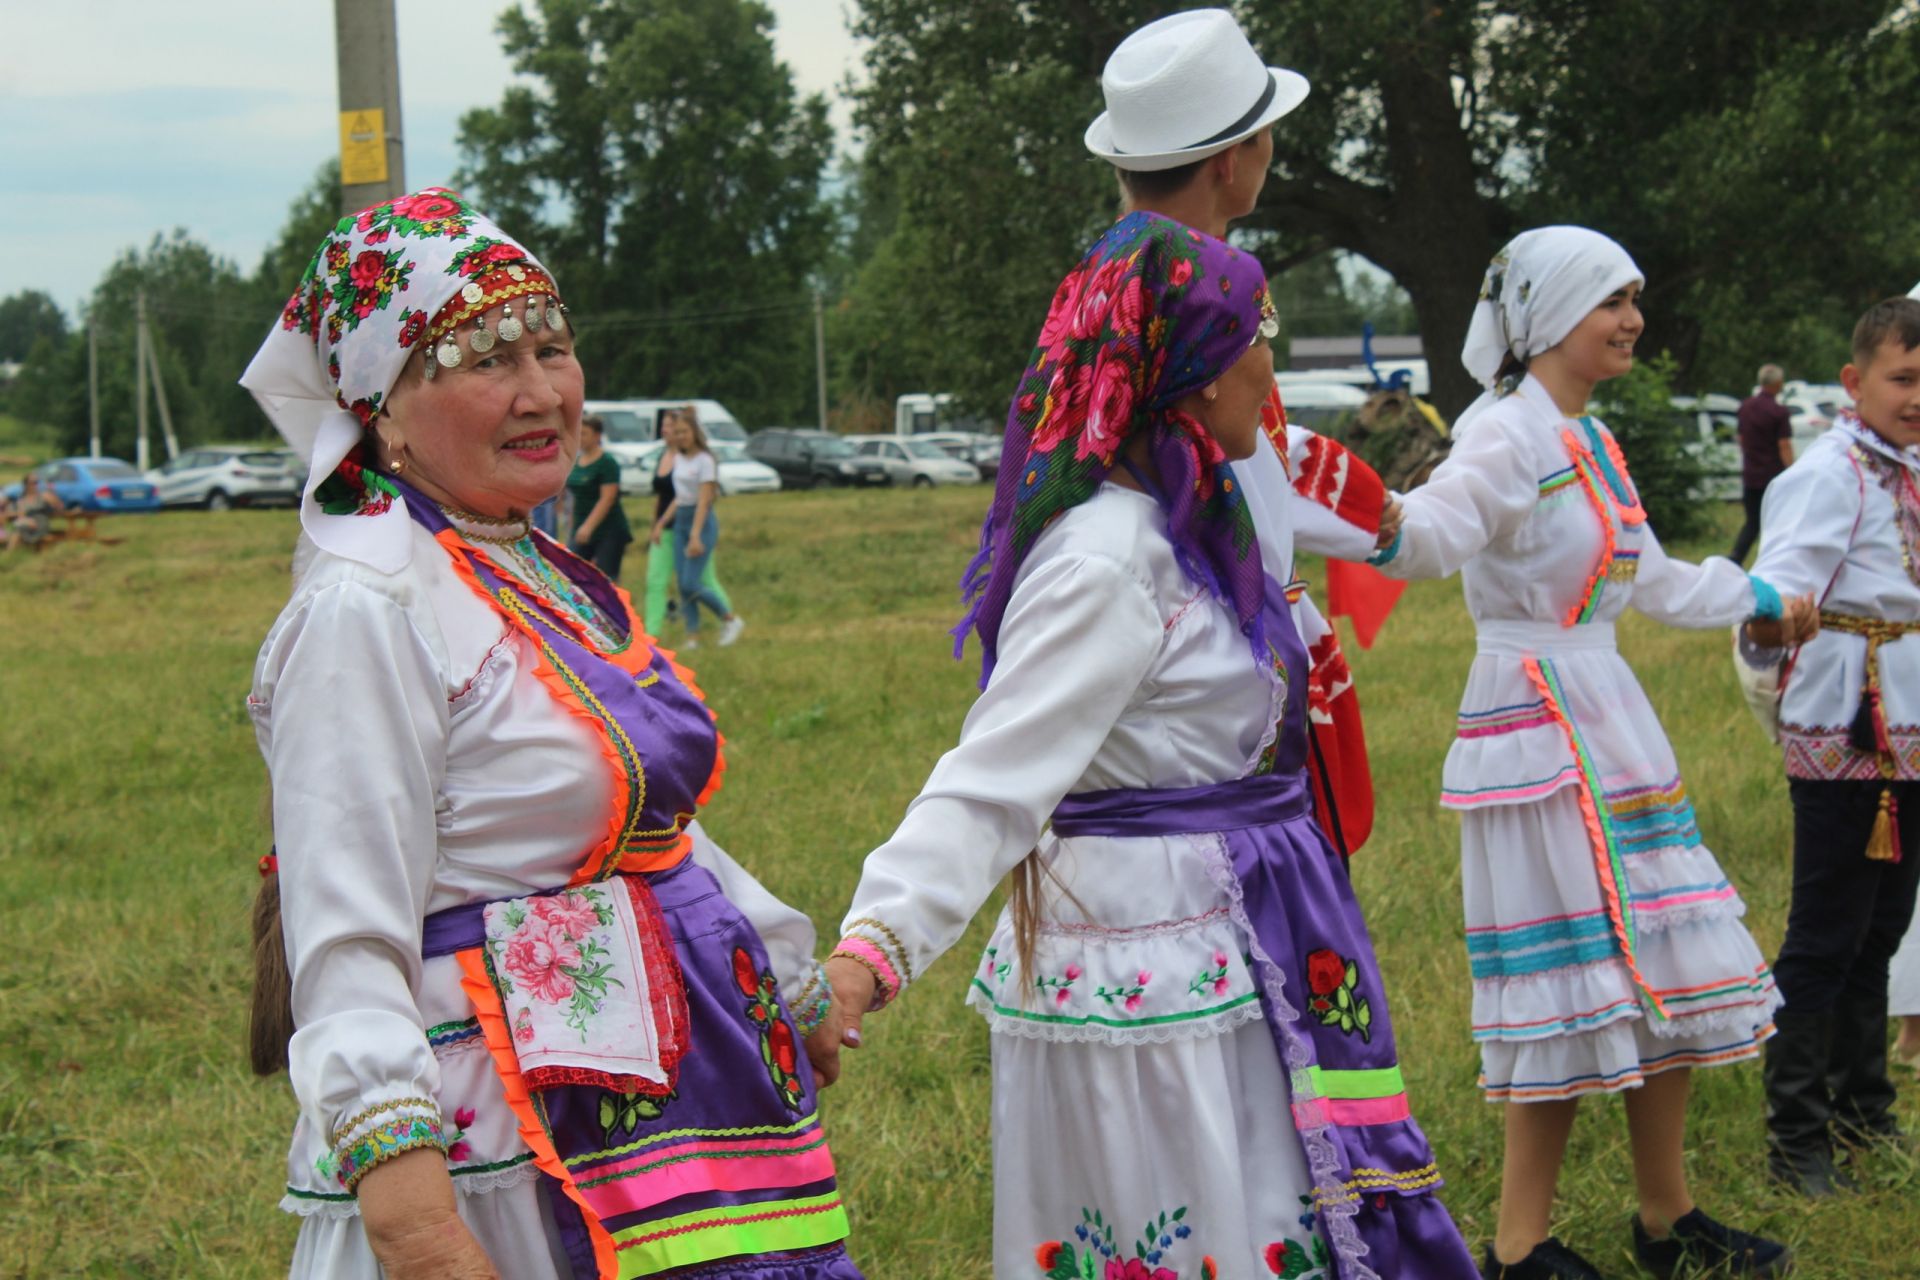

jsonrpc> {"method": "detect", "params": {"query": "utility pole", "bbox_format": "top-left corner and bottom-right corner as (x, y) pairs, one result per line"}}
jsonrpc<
(134, 291), (150, 473)
(334, 0), (405, 214)
(813, 287), (829, 432)
(86, 325), (100, 458)
(142, 323), (180, 463)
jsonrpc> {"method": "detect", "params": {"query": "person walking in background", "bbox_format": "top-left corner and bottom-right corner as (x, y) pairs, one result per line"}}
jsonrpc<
(644, 409), (735, 638)
(565, 412), (632, 579)
(1740, 297), (1920, 1196)
(658, 409), (743, 648)
(1373, 227), (1807, 1279)
(1729, 364), (1796, 565)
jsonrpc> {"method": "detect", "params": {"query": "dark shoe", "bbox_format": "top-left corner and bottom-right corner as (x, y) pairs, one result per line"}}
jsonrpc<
(1763, 1008), (1843, 1196)
(1827, 991), (1901, 1147)
(1632, 1210), (1792, 1278)
(1481, 1237), (1605, 1279)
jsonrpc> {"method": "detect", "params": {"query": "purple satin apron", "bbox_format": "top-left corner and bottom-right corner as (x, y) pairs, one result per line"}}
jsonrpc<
(404, 485), (861, 1280)
(1052, 574), (1476, 1280)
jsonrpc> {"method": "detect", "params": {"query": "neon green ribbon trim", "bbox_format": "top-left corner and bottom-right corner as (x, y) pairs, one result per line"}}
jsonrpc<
(611, 1191), (848, 1276)
(1307, 1064), (1406, 1099)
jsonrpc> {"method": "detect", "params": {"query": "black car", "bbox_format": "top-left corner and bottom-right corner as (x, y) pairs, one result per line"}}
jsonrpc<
(746, 429), (890, 489)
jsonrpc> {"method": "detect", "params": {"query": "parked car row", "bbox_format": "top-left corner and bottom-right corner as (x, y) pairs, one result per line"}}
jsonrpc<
(614, 440), (782, 498)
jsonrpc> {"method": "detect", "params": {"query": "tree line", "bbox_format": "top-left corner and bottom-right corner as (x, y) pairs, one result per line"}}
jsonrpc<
(7, 0), (1917, 460)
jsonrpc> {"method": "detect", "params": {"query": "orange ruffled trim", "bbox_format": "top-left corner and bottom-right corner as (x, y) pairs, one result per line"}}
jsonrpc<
(432, 529), (727, 885)
(1523, 656), (1669, 1020)
(458, 947), (618, 1280)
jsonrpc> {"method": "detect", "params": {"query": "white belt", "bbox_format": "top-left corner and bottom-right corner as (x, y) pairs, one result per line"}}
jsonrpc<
(1475, 619), (1616, 657)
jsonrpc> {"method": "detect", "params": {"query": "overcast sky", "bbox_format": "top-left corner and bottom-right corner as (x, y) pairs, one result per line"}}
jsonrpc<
(1, 1), (865, 321)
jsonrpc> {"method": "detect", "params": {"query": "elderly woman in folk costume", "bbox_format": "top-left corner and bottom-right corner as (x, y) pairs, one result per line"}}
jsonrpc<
(1371, 227), (1812, 1280)
(814, 214), (1479, 1280)
(241, 189), (857, 1280)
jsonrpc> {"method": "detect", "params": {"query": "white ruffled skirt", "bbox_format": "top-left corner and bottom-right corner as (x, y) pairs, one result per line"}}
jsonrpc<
(1447, 623), (1781, 1102)
(968, 831), (1331, 1279)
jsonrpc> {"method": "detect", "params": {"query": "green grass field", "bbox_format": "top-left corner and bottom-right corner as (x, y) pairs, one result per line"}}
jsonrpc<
(1, 486), (1913, 1278)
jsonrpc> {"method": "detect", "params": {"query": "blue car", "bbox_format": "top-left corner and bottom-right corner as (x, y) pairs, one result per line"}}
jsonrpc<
(2, 457), (162, 512)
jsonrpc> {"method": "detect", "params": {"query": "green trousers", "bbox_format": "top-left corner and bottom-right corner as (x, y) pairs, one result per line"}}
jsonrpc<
(644, 527), (732, 637)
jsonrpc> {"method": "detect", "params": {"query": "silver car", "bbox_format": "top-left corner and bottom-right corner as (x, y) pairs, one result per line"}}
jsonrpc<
(146, 446), (303, 509)
(846, 435), (984, 488)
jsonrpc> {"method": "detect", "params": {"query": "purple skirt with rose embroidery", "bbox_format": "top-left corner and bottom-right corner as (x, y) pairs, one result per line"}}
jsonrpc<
(1052, 771), (1477, 1280)
(424, 860), (862, 1279)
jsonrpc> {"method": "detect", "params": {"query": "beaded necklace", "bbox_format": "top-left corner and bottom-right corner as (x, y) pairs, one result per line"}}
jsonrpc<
(437, 504), (625, 652)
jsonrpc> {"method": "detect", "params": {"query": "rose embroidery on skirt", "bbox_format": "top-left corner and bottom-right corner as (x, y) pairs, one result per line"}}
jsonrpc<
(1304, 947), (1372, 1042)
(733, 946), (805, 1112)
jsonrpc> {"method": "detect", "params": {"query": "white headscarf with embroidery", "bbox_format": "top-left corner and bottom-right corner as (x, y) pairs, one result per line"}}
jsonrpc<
(240, 188), (565, 573)
(1457, 226), (1643, 431)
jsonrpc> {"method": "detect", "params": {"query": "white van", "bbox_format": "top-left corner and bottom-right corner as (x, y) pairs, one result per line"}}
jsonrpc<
(583, 399), (750, 463)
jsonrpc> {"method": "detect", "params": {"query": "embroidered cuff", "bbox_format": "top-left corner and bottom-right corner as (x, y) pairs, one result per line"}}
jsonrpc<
(1366, 528), (1402, 568)
(1748, 575), (1783, 622)
(321, 1096), (445, 1193)
(790, 959), (835, 1037)
(830, 937), (902, 1011)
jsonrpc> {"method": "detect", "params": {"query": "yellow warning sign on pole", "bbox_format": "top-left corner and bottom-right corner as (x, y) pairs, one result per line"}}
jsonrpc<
(339, 109), (388, 186)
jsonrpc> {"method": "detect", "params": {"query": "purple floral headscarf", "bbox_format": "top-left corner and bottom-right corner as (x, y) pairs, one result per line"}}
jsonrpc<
(955, 212), (1274, 681)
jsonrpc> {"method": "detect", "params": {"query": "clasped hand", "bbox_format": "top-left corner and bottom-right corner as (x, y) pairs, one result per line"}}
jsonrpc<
(1745, 591), (1820, 649)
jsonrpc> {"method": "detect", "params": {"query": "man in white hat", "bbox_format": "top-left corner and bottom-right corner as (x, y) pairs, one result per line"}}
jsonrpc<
(1091, 9), (1396, 866)
(1066, 11), (1482, 1280)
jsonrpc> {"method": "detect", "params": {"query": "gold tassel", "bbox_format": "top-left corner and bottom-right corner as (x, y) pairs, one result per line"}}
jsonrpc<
(1866, 787), (1898, 862)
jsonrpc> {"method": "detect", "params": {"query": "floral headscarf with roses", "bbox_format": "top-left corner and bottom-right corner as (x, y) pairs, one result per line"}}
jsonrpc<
(954, 212), (1274, 681)
(240, 188), (566, 573)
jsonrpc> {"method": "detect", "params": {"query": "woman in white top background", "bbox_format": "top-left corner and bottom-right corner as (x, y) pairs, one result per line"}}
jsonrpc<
(1372, 227), (1812, 1280)
(653, 409), (744, 648)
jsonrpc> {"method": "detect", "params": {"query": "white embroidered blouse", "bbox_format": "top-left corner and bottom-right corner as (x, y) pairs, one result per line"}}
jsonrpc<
(249, 519), (815, 1199)
(1745, 416), (1920, 780)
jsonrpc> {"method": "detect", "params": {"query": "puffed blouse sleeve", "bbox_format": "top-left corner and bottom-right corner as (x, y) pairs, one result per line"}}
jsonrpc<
(684, 818), (820, 1007)
(258, 579), (451, 1193)
(1629, 522), (1766, 627)
(833, 550), (1163, 1005)
(1372, 412), (1540, 581)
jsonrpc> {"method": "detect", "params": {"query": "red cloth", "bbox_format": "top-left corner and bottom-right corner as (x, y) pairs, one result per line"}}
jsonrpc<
(1323, 558), (1406, 650)
(1301, 623), (1374, 854)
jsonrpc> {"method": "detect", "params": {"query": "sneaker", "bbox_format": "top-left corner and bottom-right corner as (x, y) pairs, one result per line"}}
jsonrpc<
(1631, 1210), (1791, 1278)
(681, 636), (699, 652)
(1480, 1238), (1605, 1279)
(718, 615), (745, 647)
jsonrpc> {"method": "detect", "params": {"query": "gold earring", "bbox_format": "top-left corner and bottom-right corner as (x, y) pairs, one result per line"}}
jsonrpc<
(1203, 388), (1218, 404)
(384, 440), (407, 474)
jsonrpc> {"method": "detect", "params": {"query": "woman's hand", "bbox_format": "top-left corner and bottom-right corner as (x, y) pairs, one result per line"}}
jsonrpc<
(805, 956), (878, 1088)
(686, 536), (706, 558)
(1375, 496), (1404, 549)
(357, 1148), (499, 1278)
(802, 997), (847, 1088)
(649, 524), (664, 546)
(1746, 591), (1819, 649)
(1781, 591), (1820, 645)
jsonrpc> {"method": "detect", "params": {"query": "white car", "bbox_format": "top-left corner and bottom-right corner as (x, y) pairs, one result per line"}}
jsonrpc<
(913, 430), (1002, 478)
(146, 446), (303, 509)
(615, 441), (781, 497)
(1273, 379), (1370, 431)
(1669, 395), (1743, 501)
(845, 435), (984, 487)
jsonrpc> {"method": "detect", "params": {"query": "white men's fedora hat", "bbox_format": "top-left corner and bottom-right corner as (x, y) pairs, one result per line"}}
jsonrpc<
(1085, 9), (1310, 172)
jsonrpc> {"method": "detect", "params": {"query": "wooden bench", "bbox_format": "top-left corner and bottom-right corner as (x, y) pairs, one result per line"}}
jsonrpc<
(54, 511), (99, 542)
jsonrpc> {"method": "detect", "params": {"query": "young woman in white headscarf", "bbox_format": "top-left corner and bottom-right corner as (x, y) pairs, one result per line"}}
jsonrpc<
(1369, 228), (1812, 1280)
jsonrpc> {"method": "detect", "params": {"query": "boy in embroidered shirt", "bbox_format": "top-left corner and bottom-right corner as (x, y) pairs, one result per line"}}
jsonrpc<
(1744, 295), (1920, 1196)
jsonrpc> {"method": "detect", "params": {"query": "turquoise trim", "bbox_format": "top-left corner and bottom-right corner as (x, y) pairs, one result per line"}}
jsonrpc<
(1469, 935), (1621, 980)
(1366, 527), (1402, 567)
(1748, 575), (1783, 621)
(1465, 911), (1613, 955)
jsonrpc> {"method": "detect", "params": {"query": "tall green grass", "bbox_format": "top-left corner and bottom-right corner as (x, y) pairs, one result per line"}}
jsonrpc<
(0, 491), (1911, 1278)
